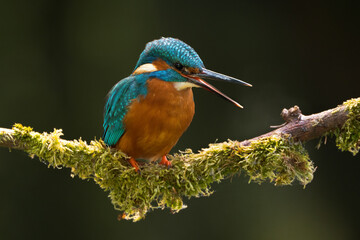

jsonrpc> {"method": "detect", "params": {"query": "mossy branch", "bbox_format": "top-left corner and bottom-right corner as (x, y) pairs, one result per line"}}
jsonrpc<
(0, 98), (359, 221)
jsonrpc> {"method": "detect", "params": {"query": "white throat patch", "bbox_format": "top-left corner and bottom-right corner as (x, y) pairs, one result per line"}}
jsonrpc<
(173, 82), (200, 91)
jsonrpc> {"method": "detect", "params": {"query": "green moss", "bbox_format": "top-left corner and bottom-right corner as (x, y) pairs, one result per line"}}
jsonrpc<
(332, 98), (360, 155)
(6, 98), (360, 221)
(8, 124), (314, 221)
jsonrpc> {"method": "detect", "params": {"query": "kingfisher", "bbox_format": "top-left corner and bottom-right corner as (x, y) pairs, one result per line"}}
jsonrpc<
(103, 37), (251, 171)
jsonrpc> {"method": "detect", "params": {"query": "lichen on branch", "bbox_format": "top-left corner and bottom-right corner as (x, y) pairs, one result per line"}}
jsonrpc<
(330, 98), (360, 155)
(0, 97), (359, 221)
(0, 124), (313, 221)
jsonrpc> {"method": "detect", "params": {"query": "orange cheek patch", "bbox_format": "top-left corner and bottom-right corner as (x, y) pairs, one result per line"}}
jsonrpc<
(187, 67), (201, 74)
(152, 59), (171, 70)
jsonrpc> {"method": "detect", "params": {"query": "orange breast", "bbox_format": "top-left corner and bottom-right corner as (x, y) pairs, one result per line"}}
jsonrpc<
(116, 78), (195, 161)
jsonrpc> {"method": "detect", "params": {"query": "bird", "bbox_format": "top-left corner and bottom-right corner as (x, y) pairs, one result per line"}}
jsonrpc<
(103, 37), (251, 172)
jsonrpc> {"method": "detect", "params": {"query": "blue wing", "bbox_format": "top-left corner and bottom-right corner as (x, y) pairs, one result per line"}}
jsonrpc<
(103, 74), (149, 146)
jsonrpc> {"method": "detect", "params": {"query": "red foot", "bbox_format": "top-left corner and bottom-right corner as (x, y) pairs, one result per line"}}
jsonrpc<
(129, 157), (140, 173)
(159, 155), (172, 168)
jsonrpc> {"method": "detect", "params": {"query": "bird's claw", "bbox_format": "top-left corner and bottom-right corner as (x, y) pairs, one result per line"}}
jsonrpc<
(129, 157), (141, 174)
(159, 155), (172, 169)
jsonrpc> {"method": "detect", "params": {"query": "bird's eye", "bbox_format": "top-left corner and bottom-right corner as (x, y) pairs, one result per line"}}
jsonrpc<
(174, 62), (184, 71)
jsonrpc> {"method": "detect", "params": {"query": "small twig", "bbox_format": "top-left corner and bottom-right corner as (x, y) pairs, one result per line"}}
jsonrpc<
(242, 102), (350, 146)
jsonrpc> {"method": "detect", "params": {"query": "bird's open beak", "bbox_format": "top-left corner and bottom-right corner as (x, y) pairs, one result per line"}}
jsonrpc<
(186, 68), (252, 108)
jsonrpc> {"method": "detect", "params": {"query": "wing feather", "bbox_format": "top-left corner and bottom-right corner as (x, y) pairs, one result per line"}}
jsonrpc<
(102, 74), (149, 146)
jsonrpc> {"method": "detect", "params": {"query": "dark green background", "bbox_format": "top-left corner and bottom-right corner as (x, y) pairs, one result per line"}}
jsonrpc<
(1, 1), (359, 239)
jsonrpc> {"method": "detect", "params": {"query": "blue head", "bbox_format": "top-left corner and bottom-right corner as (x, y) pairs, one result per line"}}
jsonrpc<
(134, 37), (204, 71)
(132, 37), (252, 108)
